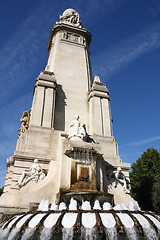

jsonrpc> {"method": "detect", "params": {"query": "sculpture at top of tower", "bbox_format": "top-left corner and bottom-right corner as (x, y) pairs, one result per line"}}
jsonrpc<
(68, 115), (87, 141)
(59, 8), (82, 28)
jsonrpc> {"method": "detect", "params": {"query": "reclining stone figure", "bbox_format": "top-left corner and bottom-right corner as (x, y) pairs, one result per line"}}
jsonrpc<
(109, 167), (130, 194)
(17, 159), (46, 188)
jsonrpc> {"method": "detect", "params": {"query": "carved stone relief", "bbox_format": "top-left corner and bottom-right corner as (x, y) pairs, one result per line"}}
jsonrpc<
(108, 167), (130, 194)
(62, 31), (85, 45)
(17, 159), (46, 188)
(17, 111), (30, 137)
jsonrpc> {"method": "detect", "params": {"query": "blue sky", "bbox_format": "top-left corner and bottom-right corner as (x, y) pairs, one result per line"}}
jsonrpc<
(0, 0), (160, 187)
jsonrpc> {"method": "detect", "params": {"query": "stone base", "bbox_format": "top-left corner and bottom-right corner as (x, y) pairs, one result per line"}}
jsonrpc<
(60, 190), (114, 208)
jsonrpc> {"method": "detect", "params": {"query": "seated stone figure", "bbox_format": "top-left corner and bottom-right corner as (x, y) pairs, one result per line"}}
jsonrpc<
(17, 159), (46, 188)
(59, 8), (82, 27)
(68, 115), (87, 141)
(109, 167), (130, 194)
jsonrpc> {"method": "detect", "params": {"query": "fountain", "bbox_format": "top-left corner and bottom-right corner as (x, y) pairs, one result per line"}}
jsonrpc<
(0, 8), (160, 240)
(0, 198), (160, 239)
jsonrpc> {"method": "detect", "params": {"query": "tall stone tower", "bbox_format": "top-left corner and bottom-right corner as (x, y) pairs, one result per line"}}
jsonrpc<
(0, 9), (132, 213)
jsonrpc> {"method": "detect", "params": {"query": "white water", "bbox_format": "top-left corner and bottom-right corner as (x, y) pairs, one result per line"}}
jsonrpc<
(38, 199), (49, 211)
(93, 200), (101, 210)
(16, 214), (32, 228)
(0, 228), (10, 240)
(82, 228), (97, 240)
(103, 202), (112, 210)
(62, 228), (74, 240)
(21, 228), (34, 240)
(117, 213), (134, 228)
(133, 214), (150, 228)
(68, 198), (77, 210)
(128, 200), (141, 211)
(143, 227), (159, 240)
(43, 213), (61, 228)
(40, 228), (52, 240)
(124, 227), (138, 240)
(1, 197), (160, 240)
(62, 213), (77, 228)
(7, 228), (20, 240)
(59, 202), (67, 210)
(100, 213), (116, 228)
(50, 203), (58, 210)
(82, 213), (96, 228)
(81, 201), (91, 210)
(7, 215), (22, 228)
(105, 227), (117, 240)
(145, 214), (160, 229)
(28, 213), (46, 228)
(113, 202), (128, 210)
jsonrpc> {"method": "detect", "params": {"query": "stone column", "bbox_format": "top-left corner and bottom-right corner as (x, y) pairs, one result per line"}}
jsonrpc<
(88, 76), (112, 136)
(30, 71), (57, 128)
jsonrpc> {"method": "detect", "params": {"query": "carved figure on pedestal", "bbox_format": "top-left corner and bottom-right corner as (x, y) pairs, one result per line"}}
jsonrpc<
(108, 167), (130, 194)
(68, 115), (88, 141)
(17, 111), (30, 137)
(60, 9), (82, 28)
(17, 159), (46, 188)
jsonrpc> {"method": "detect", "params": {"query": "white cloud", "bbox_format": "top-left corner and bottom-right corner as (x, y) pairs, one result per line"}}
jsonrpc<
(119, 136), (160, 148)
(92, 21), (160, 80)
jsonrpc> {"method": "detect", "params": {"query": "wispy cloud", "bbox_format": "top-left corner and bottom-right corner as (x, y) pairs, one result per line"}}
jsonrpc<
(92, 21), (160, 80)
(0, 0), (57, 107)
(0, 0), (130, 107)
(119, 136), (160, 148)
(71, 0), (130, 21)
(147, 0), (160, 18)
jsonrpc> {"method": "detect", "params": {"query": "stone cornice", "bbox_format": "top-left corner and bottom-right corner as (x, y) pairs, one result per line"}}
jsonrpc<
(88, 83), (110, 101)
(47, 23), (92, 51)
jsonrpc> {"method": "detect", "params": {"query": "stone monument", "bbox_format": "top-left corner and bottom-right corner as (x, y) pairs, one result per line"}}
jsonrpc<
(0, 8), (132, 213)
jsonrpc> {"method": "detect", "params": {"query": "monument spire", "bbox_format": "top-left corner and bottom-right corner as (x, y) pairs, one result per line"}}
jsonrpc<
(0, 9), (131, 213)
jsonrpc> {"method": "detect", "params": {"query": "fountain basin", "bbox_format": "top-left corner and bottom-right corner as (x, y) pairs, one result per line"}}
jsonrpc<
(1, 209), (160, 240)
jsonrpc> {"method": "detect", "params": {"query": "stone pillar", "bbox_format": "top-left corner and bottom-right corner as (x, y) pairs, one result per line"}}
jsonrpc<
(30, 71), (57, 128)
(88, 76), (112, 136)
(45, 23), (92, 132)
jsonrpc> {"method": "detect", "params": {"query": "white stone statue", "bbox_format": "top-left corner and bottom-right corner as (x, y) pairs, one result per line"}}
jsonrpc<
(17, 111), (30, 137)
(109, 167), (130, 194)
(17, 159), (46, 188)
(68, 115), (87, 141)
(59, 9), (82, 28)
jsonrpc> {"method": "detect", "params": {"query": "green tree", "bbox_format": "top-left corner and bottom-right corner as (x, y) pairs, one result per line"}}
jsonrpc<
(152, 175), (160, 213)
(130, 148), (160, 211)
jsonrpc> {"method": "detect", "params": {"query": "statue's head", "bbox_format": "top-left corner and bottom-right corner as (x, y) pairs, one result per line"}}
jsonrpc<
(74, 114), (79, 120)
(34, 159), (38, 163)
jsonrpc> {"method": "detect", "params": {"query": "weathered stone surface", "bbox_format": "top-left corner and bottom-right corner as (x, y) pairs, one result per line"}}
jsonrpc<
(0, 9), (131, 213)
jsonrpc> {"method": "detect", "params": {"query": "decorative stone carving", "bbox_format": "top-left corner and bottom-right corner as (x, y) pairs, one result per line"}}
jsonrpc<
(68, 115), (87, 141)
(17, 159), (46, 188)
(17, 111), (30, 137)
(108, 167), (130, 194)
(59, 8), (82, 28)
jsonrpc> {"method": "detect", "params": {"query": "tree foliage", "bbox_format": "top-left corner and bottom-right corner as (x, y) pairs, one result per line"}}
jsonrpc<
(152, 175), (160, 213)
(130, 148), (160, 211)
